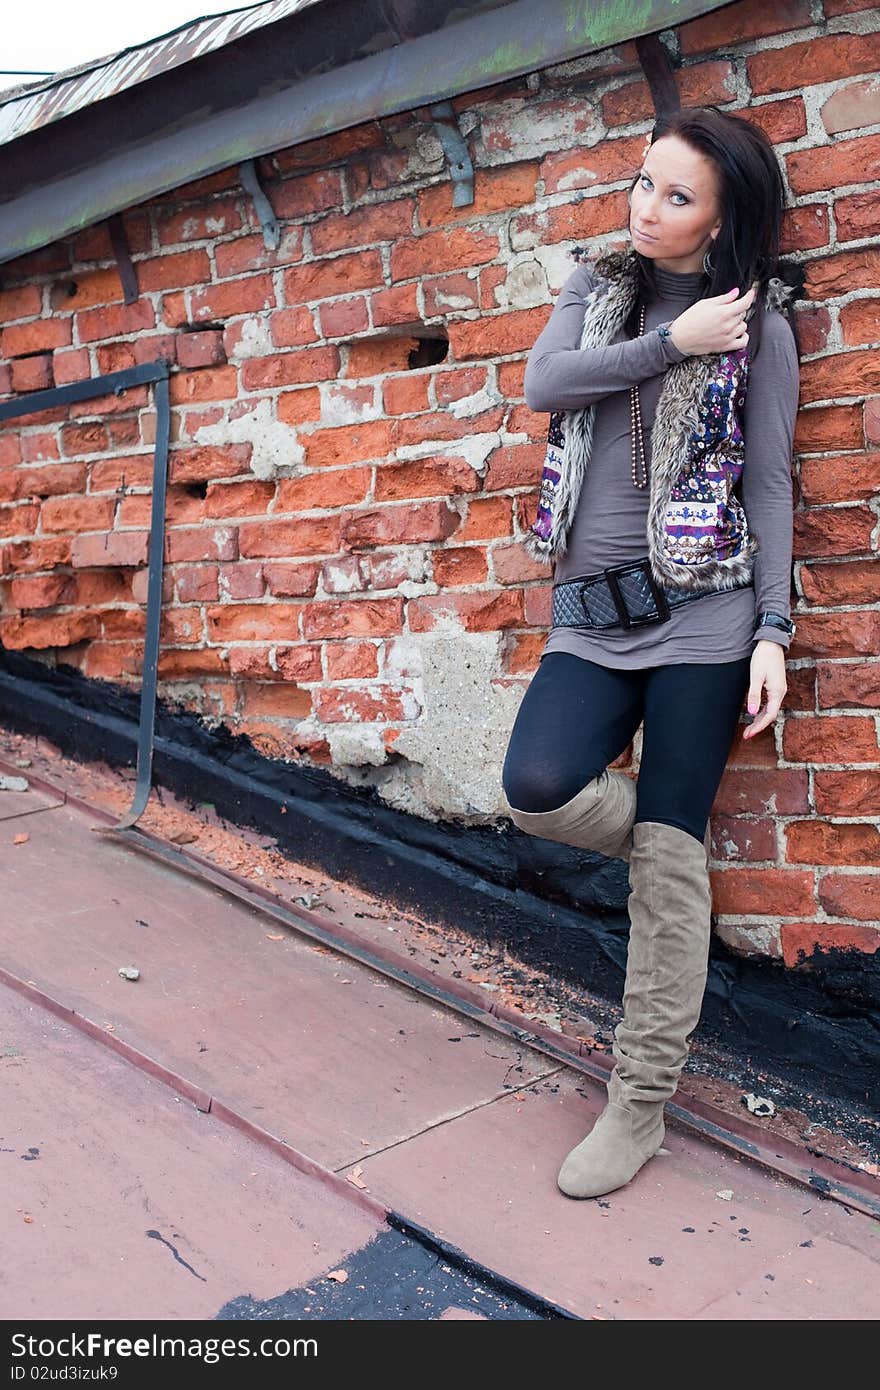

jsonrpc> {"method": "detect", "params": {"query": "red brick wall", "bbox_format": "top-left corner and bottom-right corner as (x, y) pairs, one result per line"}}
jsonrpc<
(1, 0), (878, 963)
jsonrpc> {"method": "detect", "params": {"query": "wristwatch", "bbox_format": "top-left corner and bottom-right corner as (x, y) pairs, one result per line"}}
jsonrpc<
(755, 610), (796, 636)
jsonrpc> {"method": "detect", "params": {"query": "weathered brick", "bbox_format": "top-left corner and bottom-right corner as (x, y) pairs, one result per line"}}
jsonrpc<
(326, 641), (379, 681)
(781, 920), (879, 967)
(423, 272), (480, 318)
(190, 275), (276, 322)
(374, 456), (479, 501)
(789, 611), (880, 659)
(492, 543), (549, 584)
(275, 467), (370, 512)
(680, 0), (812, 53)
(175, 566), (219, 603)
(219, 561), (265, 600)
(747, 96), (808, 148)
(276, 387), (323, 426)
(215, 228), (304, 279)
(342, 501), (459, 548)
(459, 498), (512, 541)
(301, 597), (404, 639)
(0, 610), (100, 650)
(799, 351), (880, 405)
(206, 603), (304, 642)
(449, 308), (551, 360)
(390, 229), (499, 283)
(239, 517), (342, 557)
(798, 451), (880, 505)
(484, 443), (545, 491)
(805, 249), (880, 300)
(165, 526), (239, 563)
(76, 300), (156, 345)
(601, 62), (733, 128)
(817, 873), (880, 922)
(749, 33), (880, 97)
(311, 198), (415, 254)
(709, 868), (816, 918)
(509, 192), (629, 251)
(794, 404), (863, 453)
(10, 356), (53, 393)
(814, 769), (880, 816)
(269, 168), (344, 219)
(370, 283), (420, 329)
(9, 573), (74, 609)
(786, 820), (880, 865)
(205, 480), (275, 518)
(782, 713), (879, 763)
(177, 330), (227, 370)
(800, 560), (879, 607)
(835, 191), (880, 244)
(284, 251), (384, 305)
(1, 537), (71, 574)
(792, 504), (875, 558)
(431, 547), (488, 587)
(382, 374), (431, 416)
(6, 463), (87, 501)
(241, 683), (313, 719)
(408, 589), (523, 632)
(0, 503), (39, 539)
(169, 365), (239, 406)
(318, 296), (370, 338)
(418, 165), (538, 227)
(817, 660), (880, 709)
(157, 197), (243, 245)
(707, 815), (779, 862)
(302, 420), (394, 468)
(262, 562), (321, 597)
(169, 444), (252, 485)
(269, 306), (320, 349)
(41, 495), (116, 534)
(241, 347), (341, 391)
(839, 299), (880, 349)
(315, 685), (406, 723)
(712, 767), (810, 816)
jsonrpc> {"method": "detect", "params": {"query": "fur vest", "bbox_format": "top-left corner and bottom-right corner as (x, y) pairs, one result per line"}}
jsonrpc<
(526, 247), (796, 594)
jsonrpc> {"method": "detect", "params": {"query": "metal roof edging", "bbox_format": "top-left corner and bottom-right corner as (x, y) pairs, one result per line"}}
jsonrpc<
(0, 0), (731, 267)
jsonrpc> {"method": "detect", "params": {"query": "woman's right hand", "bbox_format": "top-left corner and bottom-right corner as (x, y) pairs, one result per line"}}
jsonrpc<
(669, 284), (758, 356)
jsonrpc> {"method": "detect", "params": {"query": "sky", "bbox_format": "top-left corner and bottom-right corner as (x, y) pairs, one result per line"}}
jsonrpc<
(0, 0), (268, 95)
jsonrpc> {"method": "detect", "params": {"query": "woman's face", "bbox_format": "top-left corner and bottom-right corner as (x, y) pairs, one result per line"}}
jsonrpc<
(629, 134), (723, 273)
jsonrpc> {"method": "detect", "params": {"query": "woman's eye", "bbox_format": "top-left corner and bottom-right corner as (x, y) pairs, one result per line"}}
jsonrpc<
(640, 175), (688, 205)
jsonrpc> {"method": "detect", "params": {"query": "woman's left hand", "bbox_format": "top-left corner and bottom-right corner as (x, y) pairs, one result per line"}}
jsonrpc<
(743, 639), (788, 739)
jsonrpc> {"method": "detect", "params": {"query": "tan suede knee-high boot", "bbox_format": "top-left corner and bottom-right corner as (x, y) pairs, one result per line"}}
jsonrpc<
(507, 769), (638, 862)
(557, 818), (713, 1199)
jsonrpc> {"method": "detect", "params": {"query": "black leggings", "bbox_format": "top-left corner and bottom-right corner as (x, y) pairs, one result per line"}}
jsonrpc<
(502, 651), (752, 844)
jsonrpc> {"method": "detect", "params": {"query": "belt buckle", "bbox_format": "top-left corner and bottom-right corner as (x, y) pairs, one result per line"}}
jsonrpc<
(604, 560), (671, 629)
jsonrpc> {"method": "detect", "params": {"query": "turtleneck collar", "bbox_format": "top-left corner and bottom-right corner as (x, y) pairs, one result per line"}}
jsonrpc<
(652, 263), (708, 301)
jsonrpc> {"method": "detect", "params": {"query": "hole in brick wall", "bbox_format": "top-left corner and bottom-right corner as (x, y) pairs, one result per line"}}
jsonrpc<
(181, 321), (224, 333)
(181, 482), (208, 500)
(408, 335), (448, 369)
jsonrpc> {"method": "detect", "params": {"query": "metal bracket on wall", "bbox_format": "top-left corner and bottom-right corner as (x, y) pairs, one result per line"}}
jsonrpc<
(239, 158), (281, 251)
(428, 101), (474, 208)
(635, 32), (681, 119)
(0, 359), (171, 830)
(107, 213), (140, 305)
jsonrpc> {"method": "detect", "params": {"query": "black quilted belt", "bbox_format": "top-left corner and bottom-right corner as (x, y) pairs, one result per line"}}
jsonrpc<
(552, 557), (754, 630)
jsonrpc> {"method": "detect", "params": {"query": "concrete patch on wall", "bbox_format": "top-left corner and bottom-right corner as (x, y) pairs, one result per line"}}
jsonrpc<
(319, 617), (524, 822)
(193, 398), (303, 479)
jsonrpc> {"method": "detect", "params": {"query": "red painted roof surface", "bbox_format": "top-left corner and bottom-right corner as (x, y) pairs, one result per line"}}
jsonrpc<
(1, 759), (878, 1320)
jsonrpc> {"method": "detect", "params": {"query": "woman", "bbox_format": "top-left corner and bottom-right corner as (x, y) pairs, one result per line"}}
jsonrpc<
(501, 106), (801, 1200)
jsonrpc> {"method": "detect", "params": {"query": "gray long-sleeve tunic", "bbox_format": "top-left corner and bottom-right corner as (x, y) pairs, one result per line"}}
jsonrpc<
(523, 260), (799, 667)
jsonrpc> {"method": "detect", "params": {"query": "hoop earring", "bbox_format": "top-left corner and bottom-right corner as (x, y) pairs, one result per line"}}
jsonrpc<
(703, 247), (714, 275)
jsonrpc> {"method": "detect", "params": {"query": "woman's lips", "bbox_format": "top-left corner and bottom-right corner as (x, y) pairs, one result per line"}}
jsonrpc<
(634, 227), (657, 241)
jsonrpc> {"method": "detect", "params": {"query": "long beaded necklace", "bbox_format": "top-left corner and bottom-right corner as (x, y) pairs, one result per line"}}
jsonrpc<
(629, 301), (648, 489)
